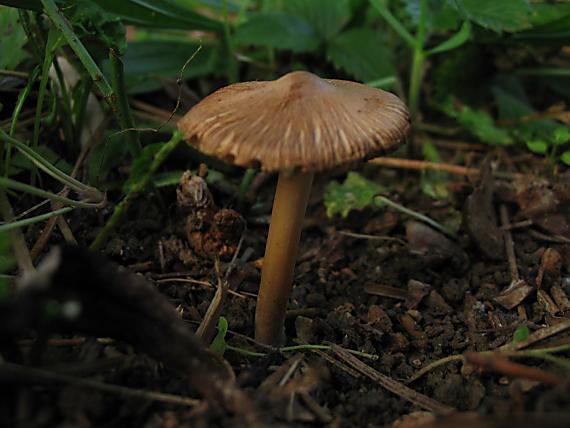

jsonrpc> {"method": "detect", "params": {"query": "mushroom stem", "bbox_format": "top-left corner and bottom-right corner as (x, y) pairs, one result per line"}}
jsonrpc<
(255, 171), (314, 345)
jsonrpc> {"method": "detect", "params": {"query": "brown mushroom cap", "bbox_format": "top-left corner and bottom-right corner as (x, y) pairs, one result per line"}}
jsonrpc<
(178, 71), (410, 172)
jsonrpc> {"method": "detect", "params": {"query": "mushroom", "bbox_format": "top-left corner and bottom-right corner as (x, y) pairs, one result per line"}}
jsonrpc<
(178, 71), (410, 345)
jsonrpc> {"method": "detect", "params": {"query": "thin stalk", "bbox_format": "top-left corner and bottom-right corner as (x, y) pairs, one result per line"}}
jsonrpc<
(221, 0), (238, 83)
(33, 28), (60, 151)
(370, 0), (415, 48)
(408, 0), (427, 120)
(0, 130), (103, 201)
(109, 48), (141, 157)
(0, 177), (103, 209)
(90, 131), (183, 251)
(0, 207), (74, 233)
(51, 56), (75, 145)
(237, 168), (256, 203)
(40, 0), (114, 102)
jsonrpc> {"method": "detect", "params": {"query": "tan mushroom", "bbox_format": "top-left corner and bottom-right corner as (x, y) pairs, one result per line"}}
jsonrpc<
(179, 71), (410, 345)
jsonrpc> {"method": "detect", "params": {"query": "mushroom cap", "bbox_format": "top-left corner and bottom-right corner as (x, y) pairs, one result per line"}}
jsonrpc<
(178, 71), (410, 172)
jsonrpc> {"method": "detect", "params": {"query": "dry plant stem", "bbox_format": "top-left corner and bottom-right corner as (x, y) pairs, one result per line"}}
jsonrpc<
(255, 171), (314, 345)
(368, 157), (525, 180)
(500, 205), (519, 281)
(465, 352), (561, 386)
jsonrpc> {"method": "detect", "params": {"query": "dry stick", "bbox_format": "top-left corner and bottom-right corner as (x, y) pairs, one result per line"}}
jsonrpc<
(155, 277), (248, 299)
(0, 362), (201, 407)
(464, 352), (561, 386)
(195, 258), (229, 344)
(337, 230), (407, 246)
(368, 157), (525, 180)
(330, 344), (455, 415)
(406, 355), (465, 384)
(501, 318), (570, 352)
(500, 205), (520, 282)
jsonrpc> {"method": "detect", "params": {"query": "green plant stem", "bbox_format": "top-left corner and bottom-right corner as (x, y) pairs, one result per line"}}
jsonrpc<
(0, 130), (103, 201)
(90, 131), (183, 251)
(40, 0), (114, 104)
(408, 0), (427, 120)
(0, 207), (74, 233)
(33, 28), (60, 152)
(374, 194), (458, 239)
(109, 49), (141, 157)
(0, 177), (102, 209)
(237, 168), (256, 203)
(370, 0), (415, 48)
(221, 0), (238, 83)
(51, 55), (75, 145)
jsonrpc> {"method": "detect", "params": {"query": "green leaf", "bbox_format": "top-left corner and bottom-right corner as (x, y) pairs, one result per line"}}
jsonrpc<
(120, 40), (221, 94)
(0, 1), (41, 10)
(441, 98), (512, 145)
(324, 172), (385, 218)
(552, 127), (570, 146)
(64, 0), (127, 56)
(514, 3), (570, 42)
(561, 151), (570, 166)
(448, 0), (532, 32)
(405, 0), (461, 32)
(0, 7), (30, 69)
(284, 0), (351, 40)
(327, 28), (396, 82)
(9, 146), (73, 176)
(210, 316), (228, 356)
(234, 11), (319, 52)
(512, 326), (530, 344)
(427, 21), (471, 56)
(526, 140), (547, 154)
(92, 0), (223, 32)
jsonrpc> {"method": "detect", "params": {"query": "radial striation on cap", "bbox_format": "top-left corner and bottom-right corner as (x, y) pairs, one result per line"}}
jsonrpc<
(178, 71), (410, 172)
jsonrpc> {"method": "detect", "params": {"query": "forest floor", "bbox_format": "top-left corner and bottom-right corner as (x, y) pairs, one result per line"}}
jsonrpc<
(3, 139), (570, 427)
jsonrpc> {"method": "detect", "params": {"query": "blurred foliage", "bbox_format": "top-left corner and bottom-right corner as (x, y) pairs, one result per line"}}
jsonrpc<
(1, 0), (570, 188)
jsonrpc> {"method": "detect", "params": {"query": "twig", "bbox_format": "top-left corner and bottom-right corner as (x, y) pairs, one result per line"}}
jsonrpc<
(500, 204), (519, 282)
(195, 257), (228, 344)
(330, 344), (455, 414)
(406, 355), (464, 384)
(368, 157), (524, 180)
(501, 318), (570, 352)
(337, 230), (407, 246)
(465, 352), (561, 386)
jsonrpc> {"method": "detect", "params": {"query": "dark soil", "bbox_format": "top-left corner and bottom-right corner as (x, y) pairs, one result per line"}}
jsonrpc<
(3, 156), (570, 427)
